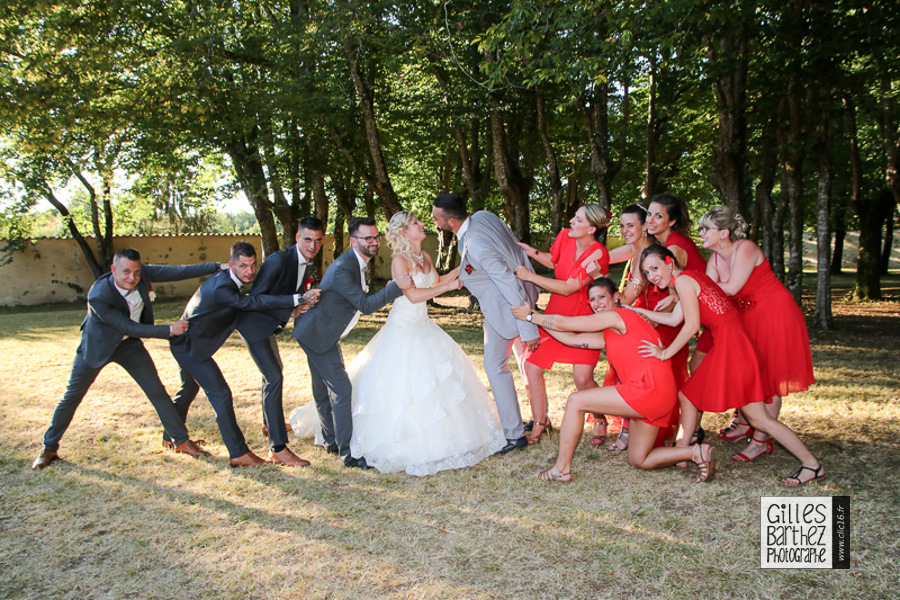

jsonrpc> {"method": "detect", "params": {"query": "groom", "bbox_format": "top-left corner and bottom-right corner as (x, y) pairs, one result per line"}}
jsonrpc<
(292, 217), (412, 468)
(431, 194), (540, 453)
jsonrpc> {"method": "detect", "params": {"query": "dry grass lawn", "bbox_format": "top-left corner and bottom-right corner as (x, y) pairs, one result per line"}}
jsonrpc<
(1, 274), (898, 599)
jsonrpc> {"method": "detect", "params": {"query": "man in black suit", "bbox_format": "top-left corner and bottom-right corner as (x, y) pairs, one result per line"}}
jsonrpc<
(32, 248), (220, 469)
(292, 217), (411, 468)
(169, 241), (308, 467)
(237, 217), (325, 466)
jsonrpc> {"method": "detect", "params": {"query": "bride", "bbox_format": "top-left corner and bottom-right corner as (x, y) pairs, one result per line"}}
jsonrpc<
(292, 211), (506, 475)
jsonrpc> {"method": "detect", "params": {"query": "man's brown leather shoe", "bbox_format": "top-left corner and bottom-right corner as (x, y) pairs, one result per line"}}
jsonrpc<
(229, 451), (269, 468)
(32, 449), (58, 470)
(175, 439), (211, 457)
(267, 447), (311, 467)
(164, 438), (205, 450)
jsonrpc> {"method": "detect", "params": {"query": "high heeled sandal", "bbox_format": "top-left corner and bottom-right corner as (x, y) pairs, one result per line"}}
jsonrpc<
(782, 464), (825, 486)
(536, 468), (572, 482)
(606, 428), (629, 451)
(732, 438), (774, 462)
(590, 417), (609, 446)
(692, 444), (715, 483)
(690, 427), (706, 445)
(528, 418), (553, 446)
(718, 416), (755, 442)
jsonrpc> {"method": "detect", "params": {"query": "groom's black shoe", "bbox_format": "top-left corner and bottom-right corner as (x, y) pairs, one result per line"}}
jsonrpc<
(344, 456), (372, 470)
(325, 443), (339, 455)
(495, 437), (528, 455)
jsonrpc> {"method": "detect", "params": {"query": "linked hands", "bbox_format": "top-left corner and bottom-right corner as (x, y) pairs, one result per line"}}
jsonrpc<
(169, 318), (189, 336)
(511, 303), (531, 321)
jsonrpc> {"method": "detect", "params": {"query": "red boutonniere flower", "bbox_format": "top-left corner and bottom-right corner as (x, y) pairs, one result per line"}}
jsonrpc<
(465, 264), (474, 275)
(303, 277), (315, 289)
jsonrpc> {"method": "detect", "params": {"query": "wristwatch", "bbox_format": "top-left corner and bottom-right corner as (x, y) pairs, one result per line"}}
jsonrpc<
(526, 311), (534, 322)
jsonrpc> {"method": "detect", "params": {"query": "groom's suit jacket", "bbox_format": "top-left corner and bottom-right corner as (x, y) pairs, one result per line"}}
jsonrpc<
(80, 262), (219, 369)
(458, 211), (540, 342)
(291, 249), (403, 353)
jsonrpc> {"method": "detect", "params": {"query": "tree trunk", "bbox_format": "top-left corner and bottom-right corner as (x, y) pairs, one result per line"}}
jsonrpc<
(344, 37), (402, 218)
(813, 88), (834, 330)
(578, 82), (618, 213)
(536, 88), (564, 235)
(643, 60), (663, 200)
(754, 113), (779, 258)
(881, 209), (895, 273)
(782, 79), (805, 302)
(226, 133), (280, 257)
(709, 26), (749, 215)
(852, 189), (895, 300)
(489, 104), (532, 242)
(41, 185), (105, 278)
(260, 116), (297, 251)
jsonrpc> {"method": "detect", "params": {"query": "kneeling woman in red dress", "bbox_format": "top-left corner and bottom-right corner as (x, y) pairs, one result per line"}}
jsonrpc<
(511, 278), (714, 484)
(630, 246), (824, 486)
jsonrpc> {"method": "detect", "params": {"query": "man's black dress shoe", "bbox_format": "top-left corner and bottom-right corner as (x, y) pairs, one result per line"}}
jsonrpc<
(344, 456), (372, 469)
(325, 443), (339, 455)
(495, 436), (528, 455)
(523, 419), (534, 432)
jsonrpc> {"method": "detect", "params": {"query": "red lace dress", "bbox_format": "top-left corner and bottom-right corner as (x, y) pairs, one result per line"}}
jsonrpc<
(679, 271), (766, 412)
(605, 309), (677, 427)
(526, 230), (609, 368)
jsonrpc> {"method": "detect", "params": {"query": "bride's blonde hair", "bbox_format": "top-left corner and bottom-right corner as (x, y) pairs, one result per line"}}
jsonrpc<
(385, 211), (420, 272)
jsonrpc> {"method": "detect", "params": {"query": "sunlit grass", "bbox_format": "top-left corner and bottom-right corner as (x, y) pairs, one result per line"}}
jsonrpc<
(1, 277), (898, 599)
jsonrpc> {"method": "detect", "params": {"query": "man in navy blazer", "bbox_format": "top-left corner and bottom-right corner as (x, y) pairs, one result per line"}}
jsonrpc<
(32, 248), (220, 469)
(170, 241), (307, 467)
(237, 217), (324, 465)
(291, 217), (411, 468)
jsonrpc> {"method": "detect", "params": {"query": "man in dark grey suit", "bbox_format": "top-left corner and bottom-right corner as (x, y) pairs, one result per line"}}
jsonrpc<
(170, 241), (307, 467)
(432, 194), (540, 454)
(291, 217), (411, 468)
(32, 248), (220, 469)
(237, 217), (324, 466)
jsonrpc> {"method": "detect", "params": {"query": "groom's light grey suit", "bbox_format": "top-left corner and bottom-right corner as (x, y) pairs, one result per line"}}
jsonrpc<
(457, 211), (540, 440)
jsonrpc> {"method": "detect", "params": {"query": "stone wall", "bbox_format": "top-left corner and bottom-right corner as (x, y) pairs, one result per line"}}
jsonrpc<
(0, 231), (896, 307)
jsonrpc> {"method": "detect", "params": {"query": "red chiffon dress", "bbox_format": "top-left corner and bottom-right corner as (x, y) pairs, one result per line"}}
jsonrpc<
(605, 308), (677, 427)
(525, 230), (609, 369)
(710, 254), (815, 398)
(679, 271), (766, 412)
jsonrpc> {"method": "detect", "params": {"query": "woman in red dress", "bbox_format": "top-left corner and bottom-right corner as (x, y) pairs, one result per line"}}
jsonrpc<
(699, 206), (815, 462)
(515, 205), (610, 445)
(631, 246), (824, 486)
(510, 278), (713, 483)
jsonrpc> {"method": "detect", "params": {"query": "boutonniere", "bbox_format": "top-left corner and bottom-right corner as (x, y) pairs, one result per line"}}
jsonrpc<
(148, 284), (156, 303)
(303, 277), (316, 289)
(465, 264), (474, 275)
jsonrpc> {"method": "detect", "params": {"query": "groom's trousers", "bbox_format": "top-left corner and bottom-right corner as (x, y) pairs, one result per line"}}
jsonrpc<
(483, 320), (526, 440)
(299, 339), (354, 461)
(243, 333), (290, 448)
(43, 339), (189, 451)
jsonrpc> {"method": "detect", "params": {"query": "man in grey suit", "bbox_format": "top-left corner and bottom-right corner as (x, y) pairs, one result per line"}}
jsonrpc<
(291, 217), (411, 468)
(432, 194), (540, 454)
(32, 248), (219, 469)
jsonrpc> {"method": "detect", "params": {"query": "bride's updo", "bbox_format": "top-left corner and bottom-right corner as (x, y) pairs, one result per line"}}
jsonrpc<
(385, 211), (419, 270)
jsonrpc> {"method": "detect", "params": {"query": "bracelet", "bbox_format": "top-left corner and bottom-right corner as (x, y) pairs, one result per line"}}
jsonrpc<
(660, 347), (666, 361)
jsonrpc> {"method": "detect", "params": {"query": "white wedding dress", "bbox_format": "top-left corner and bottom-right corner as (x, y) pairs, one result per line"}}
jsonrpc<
(290, 269), (506, 476)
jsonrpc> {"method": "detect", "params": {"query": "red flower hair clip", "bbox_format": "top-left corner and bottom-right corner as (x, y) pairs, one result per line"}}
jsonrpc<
(665, 256), (674, 265)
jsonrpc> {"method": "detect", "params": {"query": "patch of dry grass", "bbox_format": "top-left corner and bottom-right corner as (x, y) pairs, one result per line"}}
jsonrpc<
(1, 276), (899, 599)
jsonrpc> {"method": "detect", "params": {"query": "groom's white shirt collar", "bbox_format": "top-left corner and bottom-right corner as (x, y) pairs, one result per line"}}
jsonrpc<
(456, 217), (470, 239)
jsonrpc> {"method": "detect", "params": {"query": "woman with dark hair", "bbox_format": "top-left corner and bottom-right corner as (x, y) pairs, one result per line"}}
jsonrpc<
(514, 205), (611, 445)
(629, 245), (824, 486)
(699, 206), (815, 463)
(510, 278), (713, 483)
